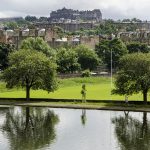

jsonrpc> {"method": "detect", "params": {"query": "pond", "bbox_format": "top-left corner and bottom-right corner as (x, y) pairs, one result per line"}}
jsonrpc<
(0, 106), (149, 150)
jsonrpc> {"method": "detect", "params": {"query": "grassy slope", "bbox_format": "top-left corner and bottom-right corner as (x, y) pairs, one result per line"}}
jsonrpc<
(0, 77), (147, 101)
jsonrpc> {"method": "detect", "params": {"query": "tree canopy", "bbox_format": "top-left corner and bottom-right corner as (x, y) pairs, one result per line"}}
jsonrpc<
(2, 49), (57, 101)
(56, 48), (80, 73)
(20, 37), (55, 58)
(75, 45), (100, 71)
(95, 38), (128, 70)
(25, 15), (38, 22)
(0, 43), (15, 70)
(127, 42), (150, 53)
(112, 53), (150, 104)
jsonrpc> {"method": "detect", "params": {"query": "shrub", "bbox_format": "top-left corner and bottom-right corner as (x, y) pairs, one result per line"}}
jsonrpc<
(81, 70), (91, 77)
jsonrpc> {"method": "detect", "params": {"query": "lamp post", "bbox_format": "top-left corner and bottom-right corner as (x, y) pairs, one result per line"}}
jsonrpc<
(111, 48), (113, 90)
(110, 33), (115, 98)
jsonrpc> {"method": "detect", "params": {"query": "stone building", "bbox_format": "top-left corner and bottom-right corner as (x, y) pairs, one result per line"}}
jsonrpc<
(0, 29), (46, 49)
(35, 22), (94, 32)
(117, 29), (150, 44)
(0, 27), (99, 50)
(50, 7), (102, 23)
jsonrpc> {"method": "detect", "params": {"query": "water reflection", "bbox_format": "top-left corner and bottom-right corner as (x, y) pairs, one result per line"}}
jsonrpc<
(81, 109), (87, 126)
(1, 107), (59, 150)
(112, 111), (150, 150)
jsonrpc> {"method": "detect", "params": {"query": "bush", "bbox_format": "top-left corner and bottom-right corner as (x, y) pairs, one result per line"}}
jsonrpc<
(81, 70), (91, 77)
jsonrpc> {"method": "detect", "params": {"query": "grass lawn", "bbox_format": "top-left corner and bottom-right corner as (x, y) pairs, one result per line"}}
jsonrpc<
(0, 77), (148, 101)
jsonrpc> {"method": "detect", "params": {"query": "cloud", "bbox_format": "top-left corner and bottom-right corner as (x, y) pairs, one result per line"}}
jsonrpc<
(0, 0), (149, 20)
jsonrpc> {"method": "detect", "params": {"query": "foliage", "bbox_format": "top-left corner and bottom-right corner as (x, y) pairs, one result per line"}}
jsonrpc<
(122, 18), (142, 23)
(25, 15), (38, 22)
(95, 19), (119, 35)
(127, 42), (150, 53)
(112, 53), (150, 103)
(2, 107), (59, 150)
(81, 70), (91, 77)
(95, 38), (128, 70)
(2, 49), (57, 100)
(112, 112), (150, 150)
(4, 22), (18, 29)
(39, 17), (48, 22)
(0, 43), (15, 70)
(125, 23), (138, 32)
(75, 45), (100, 70)
(53, 26), (64, 38)
(20, 37), (55, 58)
(56, 48), (80, 73)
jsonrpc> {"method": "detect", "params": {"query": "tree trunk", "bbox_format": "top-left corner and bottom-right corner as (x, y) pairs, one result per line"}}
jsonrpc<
(141, 112), (147, 138)
(26, 86), (30, 101)
(143, 90), (148, 105)
(25, 107), (30, 130)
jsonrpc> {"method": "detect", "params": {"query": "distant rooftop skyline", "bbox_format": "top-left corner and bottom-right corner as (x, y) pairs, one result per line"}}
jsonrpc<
(0, 0), (149, 20)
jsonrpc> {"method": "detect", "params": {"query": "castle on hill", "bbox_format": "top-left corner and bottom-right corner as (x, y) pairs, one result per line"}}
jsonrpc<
(49, 7), (102, 23)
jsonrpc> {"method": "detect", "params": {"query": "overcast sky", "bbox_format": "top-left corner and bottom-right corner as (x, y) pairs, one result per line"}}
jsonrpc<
(0, 0), (149, 20)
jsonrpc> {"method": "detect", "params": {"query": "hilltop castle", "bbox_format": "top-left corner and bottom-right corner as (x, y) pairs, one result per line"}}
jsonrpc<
(49, 7), (102, 23)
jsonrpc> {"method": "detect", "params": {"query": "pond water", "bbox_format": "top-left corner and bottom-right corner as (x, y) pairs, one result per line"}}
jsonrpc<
(0, 106), (149, 150)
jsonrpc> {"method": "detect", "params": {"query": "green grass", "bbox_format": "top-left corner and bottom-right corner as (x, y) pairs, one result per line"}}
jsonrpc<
(0, 77), (148, 101)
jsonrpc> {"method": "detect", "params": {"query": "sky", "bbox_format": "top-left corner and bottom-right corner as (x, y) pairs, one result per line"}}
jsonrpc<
(0, 0), (149, 20)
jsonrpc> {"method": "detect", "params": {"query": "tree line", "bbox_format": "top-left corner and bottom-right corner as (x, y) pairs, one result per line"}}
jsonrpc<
(1, 37), (150, 103)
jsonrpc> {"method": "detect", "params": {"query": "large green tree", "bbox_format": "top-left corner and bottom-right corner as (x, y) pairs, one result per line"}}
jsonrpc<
(56, 48), (80, 73)
(75, 45), (100, 71)
(112, 53), (150, 104)
(20, 37), (55, 58)
(95, 38), (128, 70)
(0, 43), (15, 70)
(2, 49), (57, 101)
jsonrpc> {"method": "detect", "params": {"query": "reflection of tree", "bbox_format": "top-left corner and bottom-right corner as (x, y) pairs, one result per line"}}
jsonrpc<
(81, 109), (87, 126)
(0, 107), (9, 114)
(1, 107), (59, 150)
(112, 111), (150, 150)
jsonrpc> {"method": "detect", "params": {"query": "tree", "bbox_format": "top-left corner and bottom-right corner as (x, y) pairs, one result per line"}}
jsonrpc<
(20, 37), (55, 58)
(53, 26), (64, 38)
(112, 53), (150, 104)
(95, 38), (128, 70)
(0, 43), (15, 70)
(75, 45), (100, 71)
(25, 15), (38, 22)
(1, 107), (59, 150)
(2, 49), (57, 101)
(127, 42), (150, 53)
(38, 17), (48, 22)
(56, 48), (80, 73)
(5, 21), (18, 29)
(112, 112), (150, 150)
(95, 19), (118, 35)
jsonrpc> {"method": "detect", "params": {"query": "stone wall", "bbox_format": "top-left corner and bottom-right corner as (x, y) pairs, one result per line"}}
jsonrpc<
(35, 22), (94, 32)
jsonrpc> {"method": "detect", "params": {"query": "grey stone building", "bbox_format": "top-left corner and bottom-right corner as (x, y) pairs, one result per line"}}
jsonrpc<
(50, 7), (102, 23)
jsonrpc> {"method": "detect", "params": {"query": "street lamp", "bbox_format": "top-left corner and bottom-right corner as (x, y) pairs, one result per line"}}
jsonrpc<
(111, 47), (113, 90)
(110, 33), (115, 98)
